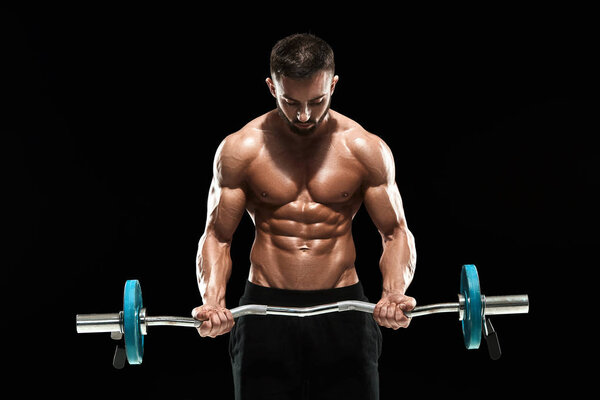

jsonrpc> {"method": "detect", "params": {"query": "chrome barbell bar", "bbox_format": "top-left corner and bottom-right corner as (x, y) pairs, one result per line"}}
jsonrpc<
(76, 294), (529, 334)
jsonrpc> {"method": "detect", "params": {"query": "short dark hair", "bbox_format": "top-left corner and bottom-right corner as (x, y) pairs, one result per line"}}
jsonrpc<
(270, 33), (335, 80)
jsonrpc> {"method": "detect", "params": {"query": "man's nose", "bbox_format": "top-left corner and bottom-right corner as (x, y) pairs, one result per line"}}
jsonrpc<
(297, 105), (311, 122)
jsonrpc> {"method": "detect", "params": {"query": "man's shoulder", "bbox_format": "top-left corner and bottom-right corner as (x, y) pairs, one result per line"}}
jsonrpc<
(218, 114), (268, 163)
(332, 111), (391, 163)
(211, 113), (271, 187)
(331, 111), (394, 186)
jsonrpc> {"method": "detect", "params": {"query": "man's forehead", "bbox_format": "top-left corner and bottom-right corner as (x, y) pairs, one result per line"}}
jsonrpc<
(274, 71), (332, 89)
(274, 72), (332, 100)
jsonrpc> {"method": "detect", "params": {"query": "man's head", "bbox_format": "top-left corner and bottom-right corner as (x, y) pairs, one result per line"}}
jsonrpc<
(266, 33), (339, 136)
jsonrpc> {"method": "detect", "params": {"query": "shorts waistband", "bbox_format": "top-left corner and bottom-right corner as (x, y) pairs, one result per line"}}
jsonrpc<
(239, 280), (368, 307)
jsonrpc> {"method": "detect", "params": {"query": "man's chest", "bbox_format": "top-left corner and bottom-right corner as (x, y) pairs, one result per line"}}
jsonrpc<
(245, 150), (366, 205)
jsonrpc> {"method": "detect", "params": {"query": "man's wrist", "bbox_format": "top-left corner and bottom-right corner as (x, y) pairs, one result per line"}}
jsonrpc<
(382, 283), (407, 296)
(201, 289), (227, 307)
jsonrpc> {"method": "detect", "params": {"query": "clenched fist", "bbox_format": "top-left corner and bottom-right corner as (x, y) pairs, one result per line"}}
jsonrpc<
(191, 304), (235, 338)
(373, 292), (416, 329)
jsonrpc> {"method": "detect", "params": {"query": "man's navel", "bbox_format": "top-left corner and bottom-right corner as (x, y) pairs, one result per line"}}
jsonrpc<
(298, 244), (310, 251)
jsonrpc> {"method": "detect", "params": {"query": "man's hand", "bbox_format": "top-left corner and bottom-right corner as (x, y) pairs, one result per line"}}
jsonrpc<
(191, 304), (235, 338)
(373, 291), (417, 329)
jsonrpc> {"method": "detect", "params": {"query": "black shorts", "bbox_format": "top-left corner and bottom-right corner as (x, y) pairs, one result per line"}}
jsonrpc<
(229, 281), (383, 400)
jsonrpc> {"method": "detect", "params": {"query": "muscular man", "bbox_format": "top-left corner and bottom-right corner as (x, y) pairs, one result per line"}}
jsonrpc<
(192, 33), (417, 399)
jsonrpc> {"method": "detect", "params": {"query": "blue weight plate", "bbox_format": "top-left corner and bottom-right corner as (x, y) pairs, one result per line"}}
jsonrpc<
(123, 279), (144, 364)
(460, 264), (482, 349)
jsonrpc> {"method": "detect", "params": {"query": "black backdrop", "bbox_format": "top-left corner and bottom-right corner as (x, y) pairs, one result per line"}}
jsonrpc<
(4, 4), (595, 399)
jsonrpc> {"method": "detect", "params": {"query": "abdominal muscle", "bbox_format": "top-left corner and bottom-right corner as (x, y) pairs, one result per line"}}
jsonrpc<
(248, 219), (359, 290)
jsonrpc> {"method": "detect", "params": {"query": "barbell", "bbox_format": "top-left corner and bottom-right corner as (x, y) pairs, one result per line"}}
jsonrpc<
(76, 264), (529, 368)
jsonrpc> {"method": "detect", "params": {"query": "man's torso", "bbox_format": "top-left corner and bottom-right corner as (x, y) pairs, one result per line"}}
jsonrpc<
(229, 109), (377, 290)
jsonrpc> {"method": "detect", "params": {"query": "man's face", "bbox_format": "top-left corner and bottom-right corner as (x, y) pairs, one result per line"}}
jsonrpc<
(267, 70), (339, 136)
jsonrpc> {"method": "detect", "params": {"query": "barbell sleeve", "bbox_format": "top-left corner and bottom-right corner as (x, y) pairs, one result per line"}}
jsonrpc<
(76, 312), (123, 334)
(483, 295), (529, 316)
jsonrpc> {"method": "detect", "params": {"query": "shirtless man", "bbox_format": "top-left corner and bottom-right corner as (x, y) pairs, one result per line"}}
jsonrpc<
(192, 33), (417, 399)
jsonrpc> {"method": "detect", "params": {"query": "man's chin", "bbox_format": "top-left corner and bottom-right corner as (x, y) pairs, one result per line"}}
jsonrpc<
(291, 123), (316, 135)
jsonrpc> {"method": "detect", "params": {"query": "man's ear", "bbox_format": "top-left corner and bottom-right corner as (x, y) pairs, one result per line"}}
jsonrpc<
(265, 77), (277, 98)
(330, 74), (339, 95)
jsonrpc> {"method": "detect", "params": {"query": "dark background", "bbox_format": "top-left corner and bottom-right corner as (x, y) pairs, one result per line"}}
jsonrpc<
(4, 4), (595, 399)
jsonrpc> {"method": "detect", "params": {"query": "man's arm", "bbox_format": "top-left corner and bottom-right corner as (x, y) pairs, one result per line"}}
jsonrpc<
(357, 134), (417, 329)
(192, 135), (251, 338)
